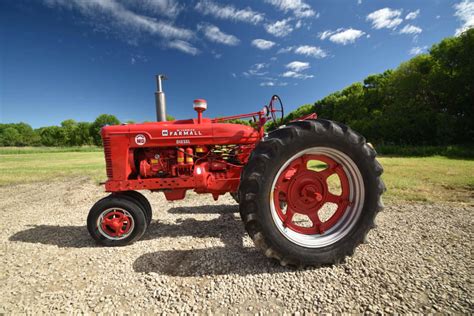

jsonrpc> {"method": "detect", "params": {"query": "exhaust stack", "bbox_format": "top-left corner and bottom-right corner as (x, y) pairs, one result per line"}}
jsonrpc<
(155, 74), (167, 121)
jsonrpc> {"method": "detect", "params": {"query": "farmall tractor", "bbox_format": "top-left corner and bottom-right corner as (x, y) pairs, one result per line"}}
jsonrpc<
(88, 75), (385, 266)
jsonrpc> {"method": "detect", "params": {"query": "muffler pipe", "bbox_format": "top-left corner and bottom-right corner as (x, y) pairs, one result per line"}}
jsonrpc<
(155, 74), (167, 121)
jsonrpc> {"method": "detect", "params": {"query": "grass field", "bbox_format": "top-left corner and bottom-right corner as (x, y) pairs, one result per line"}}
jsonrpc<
(1, 148), (472, 203)
(0, 146), (101, 154)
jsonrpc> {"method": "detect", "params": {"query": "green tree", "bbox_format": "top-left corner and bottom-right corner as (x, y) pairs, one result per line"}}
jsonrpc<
(76, 122), (93, 145)
(61, 119), (79, 146)
(90, 114), (120, 146)
(0, 123), (40, 146)
(0, 127), (21, 146)
(38, 126), (65, 146)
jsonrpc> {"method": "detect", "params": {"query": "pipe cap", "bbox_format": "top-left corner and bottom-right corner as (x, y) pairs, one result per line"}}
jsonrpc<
(193, 99), (207, 111)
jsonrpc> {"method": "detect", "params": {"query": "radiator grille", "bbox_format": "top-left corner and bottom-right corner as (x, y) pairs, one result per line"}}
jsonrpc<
(103, 137), (113, 179)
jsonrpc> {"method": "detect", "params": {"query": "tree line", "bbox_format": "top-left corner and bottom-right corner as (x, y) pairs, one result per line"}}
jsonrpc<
(0, 115), (120, 147)
(270, 29), (474, 146)
(0, 114), (176, 147)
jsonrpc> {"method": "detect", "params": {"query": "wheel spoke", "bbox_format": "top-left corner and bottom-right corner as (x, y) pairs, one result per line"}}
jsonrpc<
(115, 212), (125, 221)
(308, 213), (323, 234)
(283, 207), (295, 227)
(326, 193), (350, 206)
(291, 156), (307, 173)
(275, 179), (290, 194)
(326, 193), (341, 204)
(103, 216), (113, 224)
(318, 162), (341, 180)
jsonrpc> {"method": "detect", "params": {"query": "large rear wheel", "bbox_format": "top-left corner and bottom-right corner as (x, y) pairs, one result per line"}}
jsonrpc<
(239, 119), (385, 266)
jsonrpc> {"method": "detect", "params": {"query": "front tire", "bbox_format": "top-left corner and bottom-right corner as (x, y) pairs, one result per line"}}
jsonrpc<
(239, 119), (385, 266)
(87, 195), (147, 246)
(119, 191), (153, 226)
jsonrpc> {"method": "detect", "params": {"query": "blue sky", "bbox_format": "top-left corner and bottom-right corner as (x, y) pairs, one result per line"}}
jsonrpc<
(1, 0), (473, 128)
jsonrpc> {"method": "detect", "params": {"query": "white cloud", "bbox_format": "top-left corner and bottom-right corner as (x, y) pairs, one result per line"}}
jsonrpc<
(405, 9), (420, 20)
(277, 46), (295, 54)
(130, 54), (147, 64)
(294, 45), (327, 58)
(367, 8), (403, 29)
(195, 0), (264, 25)
(319, 30), (334, 40)
(264, 0), (316, 18)
(358, 0), (362, 5)
(320, 28), (366, 45)
(265, 19), (294, 37)
(252, 39), (276, 50)
(243, 63), (269, 77)
(454, 0), (474, 36)
(281, 71), (314, 79)
(42, 0), (193, 41)
(278, 45), (327, 58)
(399, 24), (422, 35)
(260, 81), (288, 86)
(409, 46), (428, 55)
(168, 40), (200, 55)
(286, 61), (310, 72)
(125, 0), (183, 19)
(282, 61), (313, 79)
(198, 24), (240, 46)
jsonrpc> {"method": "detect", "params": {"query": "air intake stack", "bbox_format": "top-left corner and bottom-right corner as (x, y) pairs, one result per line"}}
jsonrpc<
(155, 74), (167, 121)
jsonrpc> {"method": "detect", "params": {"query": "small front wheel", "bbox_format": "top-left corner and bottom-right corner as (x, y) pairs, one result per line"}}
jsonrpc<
(87, 195), (147, 246)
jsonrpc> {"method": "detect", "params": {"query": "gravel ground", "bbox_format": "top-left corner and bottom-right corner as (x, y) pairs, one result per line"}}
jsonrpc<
(0, 177), (472, 314)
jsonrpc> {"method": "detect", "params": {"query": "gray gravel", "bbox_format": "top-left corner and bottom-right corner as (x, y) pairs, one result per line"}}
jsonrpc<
(0, 178), (472, 314)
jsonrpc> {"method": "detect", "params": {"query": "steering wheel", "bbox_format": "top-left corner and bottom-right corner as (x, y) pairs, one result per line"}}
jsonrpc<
(268, 95), (284, 126)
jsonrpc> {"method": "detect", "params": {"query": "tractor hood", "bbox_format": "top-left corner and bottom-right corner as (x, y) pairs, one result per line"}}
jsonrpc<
(101, 118), (260, 148)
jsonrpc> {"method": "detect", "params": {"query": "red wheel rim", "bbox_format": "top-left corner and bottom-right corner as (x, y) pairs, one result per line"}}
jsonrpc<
(98, 209), (134, 239)
(273, 154), (351, 235)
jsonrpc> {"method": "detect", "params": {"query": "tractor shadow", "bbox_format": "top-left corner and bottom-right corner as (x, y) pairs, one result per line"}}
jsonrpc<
(9, 204), (287, 276)
(9, 225), (94, 248)
(134, 205), (287, 276)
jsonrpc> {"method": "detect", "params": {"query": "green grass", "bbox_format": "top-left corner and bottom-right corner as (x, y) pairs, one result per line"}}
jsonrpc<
(378, 156), (473, 203)
(0, 151), (106, 185)
(0, 146), (102, 155)
(1, 148), (472, 203)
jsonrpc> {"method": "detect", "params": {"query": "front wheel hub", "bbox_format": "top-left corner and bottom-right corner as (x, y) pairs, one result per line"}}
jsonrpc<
(97, 208), (135, 240)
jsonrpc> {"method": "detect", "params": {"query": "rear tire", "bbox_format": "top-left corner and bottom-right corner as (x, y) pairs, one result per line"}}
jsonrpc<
(239, 119), (385, 266)
(230, 192), (240, 203)
(87, 195), (147, 246)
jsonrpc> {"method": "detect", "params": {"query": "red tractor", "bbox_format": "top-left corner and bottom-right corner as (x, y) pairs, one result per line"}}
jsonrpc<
(88, 75), (385, 266)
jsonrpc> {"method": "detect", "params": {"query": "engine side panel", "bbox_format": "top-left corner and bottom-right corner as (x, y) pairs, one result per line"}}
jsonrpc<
(101, 120), (260, 198)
